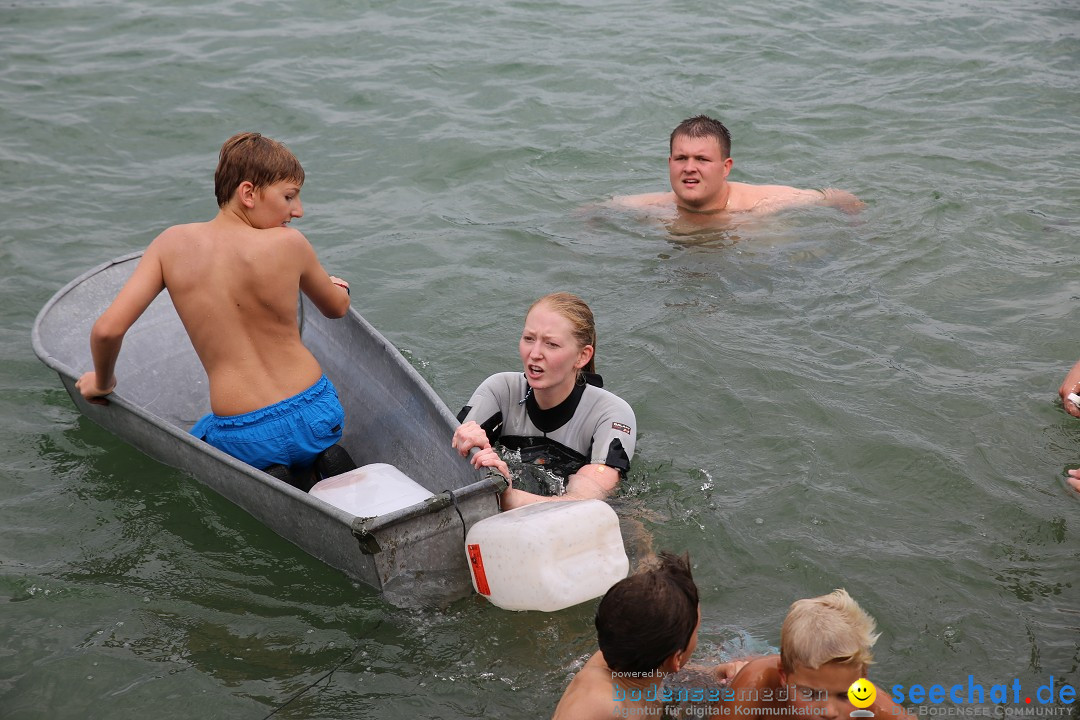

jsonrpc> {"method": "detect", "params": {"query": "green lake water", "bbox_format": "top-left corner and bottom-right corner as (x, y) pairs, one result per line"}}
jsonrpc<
(2, 0), (1079, 717)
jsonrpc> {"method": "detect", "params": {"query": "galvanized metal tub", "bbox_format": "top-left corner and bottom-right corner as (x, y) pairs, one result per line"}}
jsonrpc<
(32, 252), (503, 605)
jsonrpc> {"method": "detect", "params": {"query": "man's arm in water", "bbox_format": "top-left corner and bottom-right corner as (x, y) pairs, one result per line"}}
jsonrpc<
(746, 186), (864, 215)
(819, 187), (865, 214)
(606, 192), (676, 209)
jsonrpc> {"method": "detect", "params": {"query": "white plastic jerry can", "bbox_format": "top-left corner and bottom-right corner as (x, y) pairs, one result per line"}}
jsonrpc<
(464, 499), (629, 612)
(309, 463), (434, 517)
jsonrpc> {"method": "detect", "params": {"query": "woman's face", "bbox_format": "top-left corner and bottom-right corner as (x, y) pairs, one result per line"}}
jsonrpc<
(518, 303), (593, 404)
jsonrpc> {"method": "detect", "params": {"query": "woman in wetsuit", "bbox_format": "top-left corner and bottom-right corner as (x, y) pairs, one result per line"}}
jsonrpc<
(452, 292), (637, 510)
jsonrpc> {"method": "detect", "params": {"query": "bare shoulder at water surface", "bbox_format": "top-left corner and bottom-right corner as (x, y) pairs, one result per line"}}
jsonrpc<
(735, 185), (865, 215)
(607, 194), (751, 241)
(552, 653), (626, 720)
(608, 191), (677, 210)
(603, 192), (680, 224)
(707, 655), (782, 717)
(603, 192), (754, 235)
(607, 185), (863, 224)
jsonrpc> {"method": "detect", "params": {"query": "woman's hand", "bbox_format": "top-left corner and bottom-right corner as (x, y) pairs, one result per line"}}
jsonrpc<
(469, 446), (510, 480)
(452, 421), (491, 457)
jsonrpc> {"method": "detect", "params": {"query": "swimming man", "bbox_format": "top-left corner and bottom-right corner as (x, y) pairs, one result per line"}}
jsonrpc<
(611, 115), (864, 226)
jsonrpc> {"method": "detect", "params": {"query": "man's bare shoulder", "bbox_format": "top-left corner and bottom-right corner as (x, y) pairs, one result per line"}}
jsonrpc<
(608, 192), (676, 209)
(729, 182), (864, 215)
(726, 182), (817, 213)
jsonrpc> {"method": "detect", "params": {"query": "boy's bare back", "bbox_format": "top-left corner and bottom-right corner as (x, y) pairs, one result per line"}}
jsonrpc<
(78, 175), (349, 417)
(152, 216), (343, 415)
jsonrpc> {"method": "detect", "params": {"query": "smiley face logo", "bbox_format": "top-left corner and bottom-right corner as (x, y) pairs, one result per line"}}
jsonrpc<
(848, 678), (876, 709)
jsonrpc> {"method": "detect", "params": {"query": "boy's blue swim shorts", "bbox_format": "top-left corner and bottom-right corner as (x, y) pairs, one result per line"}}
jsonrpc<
(190, 374), (344, 470)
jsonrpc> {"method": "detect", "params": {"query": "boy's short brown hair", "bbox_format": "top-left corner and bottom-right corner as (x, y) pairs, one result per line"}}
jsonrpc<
(595, 551), (699, 674)
(780, 589), (880, 674)
(214, 132), (305, 207)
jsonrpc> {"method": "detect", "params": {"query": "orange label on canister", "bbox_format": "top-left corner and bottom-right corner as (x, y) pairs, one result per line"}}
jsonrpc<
(467, 544), (491, 595)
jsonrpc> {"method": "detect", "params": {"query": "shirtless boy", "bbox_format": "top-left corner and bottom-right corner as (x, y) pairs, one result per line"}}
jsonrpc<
(76, 132), (351, 488)
(718, 589), (911, 720)
(612, 115), (864, 224)
(552, 552), (701, 720)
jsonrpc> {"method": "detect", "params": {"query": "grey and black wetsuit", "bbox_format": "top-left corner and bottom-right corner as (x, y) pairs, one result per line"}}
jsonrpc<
(457, 371), (636, 483)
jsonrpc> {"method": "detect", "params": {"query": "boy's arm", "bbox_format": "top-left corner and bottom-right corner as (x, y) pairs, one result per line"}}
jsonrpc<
(76, 245), (167, 405)
(711, 659), (751, 684)
(295, 232), (350, 319)
(712, 655), (779, 718)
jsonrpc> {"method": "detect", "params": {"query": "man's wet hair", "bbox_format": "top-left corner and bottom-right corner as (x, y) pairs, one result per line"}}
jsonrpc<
(669, 115), (732, 159)
(595, 551), (699, 674)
